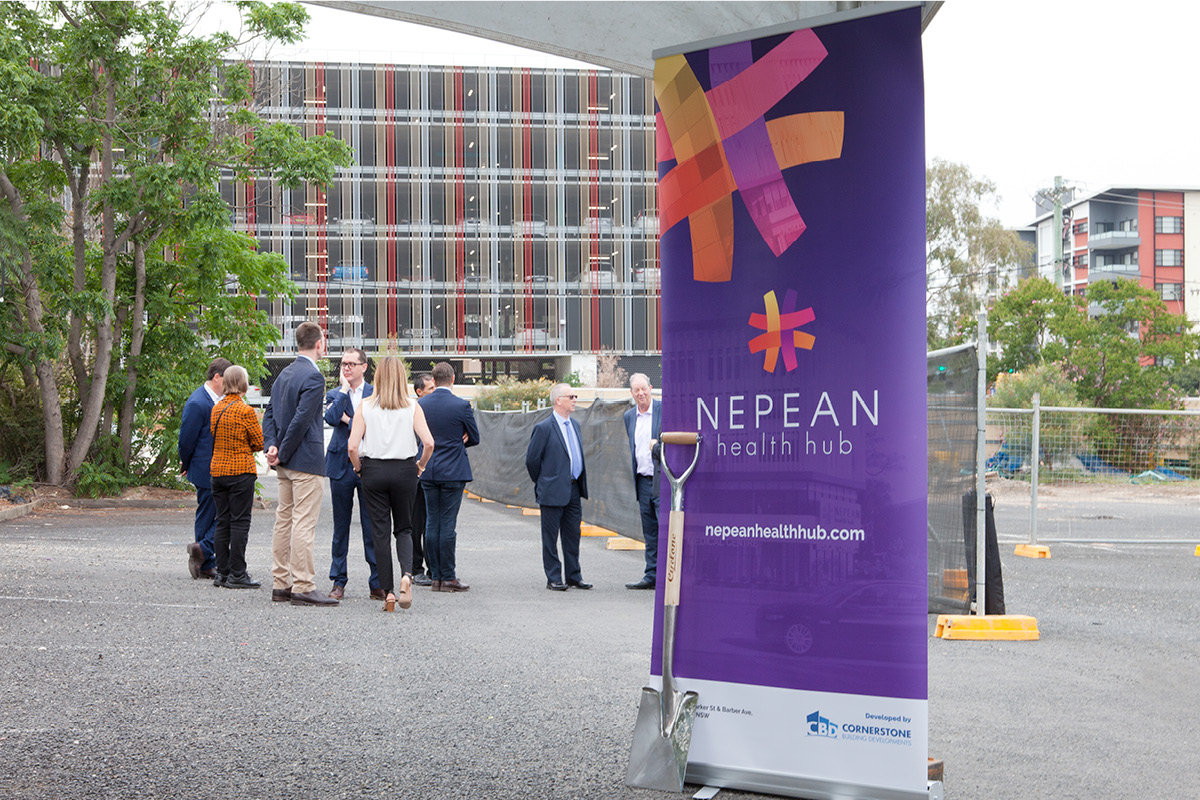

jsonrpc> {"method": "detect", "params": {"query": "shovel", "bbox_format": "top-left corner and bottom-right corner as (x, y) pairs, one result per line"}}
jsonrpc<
(626, 431), (703, 792)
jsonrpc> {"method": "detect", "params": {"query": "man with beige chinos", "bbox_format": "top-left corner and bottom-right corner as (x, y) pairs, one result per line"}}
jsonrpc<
(263, 321), (338, 607)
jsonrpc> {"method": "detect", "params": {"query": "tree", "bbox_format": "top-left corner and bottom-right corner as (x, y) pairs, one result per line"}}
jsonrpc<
(1056, 279), (1198, 409)
(926, 158), (1032, 349)
(0, 1), (352, 486)
(989, 277), (1200, 410)
(986, 276), (1077, 382)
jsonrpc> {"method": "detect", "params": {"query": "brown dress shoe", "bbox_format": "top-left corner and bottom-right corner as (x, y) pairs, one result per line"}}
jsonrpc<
(328, 585), (345, 600)
(271, 588), (293, 603)
(290, 590), (339, 606)
(369, 588), (387, 601)
(439, 578), (470, 592)
(430, 581), (443, 592)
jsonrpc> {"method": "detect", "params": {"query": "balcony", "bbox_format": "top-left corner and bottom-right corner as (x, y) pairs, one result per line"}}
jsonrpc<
(1087, 263), (1139, 284)
(1088, 230), (1139, 250)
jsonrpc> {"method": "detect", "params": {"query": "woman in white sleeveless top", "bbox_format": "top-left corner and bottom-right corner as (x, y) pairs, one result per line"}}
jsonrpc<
(348, 356), (433, 611)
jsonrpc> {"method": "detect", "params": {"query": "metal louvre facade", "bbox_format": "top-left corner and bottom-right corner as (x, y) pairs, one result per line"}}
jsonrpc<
(221, 61), (660, 366)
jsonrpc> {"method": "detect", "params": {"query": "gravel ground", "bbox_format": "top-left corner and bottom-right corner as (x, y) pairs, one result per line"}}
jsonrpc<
(1, 484), (1197, 799)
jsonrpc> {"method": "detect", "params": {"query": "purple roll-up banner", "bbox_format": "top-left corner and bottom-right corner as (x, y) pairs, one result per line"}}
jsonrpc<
(652, 6), (928, 798)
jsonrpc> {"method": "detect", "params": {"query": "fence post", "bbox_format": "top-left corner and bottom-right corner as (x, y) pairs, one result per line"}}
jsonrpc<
(1030, 392), (1040, 546)
(975, 312), (988, 616)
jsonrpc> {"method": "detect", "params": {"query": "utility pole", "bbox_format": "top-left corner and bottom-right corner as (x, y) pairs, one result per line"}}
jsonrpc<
(1053, 175), (1064, 287)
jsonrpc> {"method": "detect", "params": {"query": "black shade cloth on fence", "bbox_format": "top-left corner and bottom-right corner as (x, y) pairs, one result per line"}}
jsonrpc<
(962, 490), (1006, 615)
(927, 347), (977, 614)
(469, 399), (645, 540)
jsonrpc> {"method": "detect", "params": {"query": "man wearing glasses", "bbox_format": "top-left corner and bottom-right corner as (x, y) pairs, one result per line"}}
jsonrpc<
(525, 383), (592, 591)
(322, 348), (385, 601)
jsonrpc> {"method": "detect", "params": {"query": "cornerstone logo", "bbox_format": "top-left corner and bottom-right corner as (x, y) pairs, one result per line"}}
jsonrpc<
(748, 289), (815, 373)
(806, 710), (838, 738)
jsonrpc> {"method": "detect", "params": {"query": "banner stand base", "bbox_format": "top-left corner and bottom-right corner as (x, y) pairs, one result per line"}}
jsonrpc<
(693, 787), (721, 800)
(928, 781), (944, 800)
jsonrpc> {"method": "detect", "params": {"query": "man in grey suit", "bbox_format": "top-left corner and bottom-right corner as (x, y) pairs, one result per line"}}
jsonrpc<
(525, 383), (591, 592)
(263, 321), (338, 607)
(623, 373), (661, 590)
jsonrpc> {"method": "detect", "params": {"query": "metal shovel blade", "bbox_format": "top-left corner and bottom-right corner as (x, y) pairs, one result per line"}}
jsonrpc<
(625, 685), (700, 792)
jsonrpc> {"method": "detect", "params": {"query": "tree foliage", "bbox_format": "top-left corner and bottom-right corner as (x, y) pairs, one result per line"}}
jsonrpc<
(926, 158), (1032, 349)
(0, 1), (352, 487)
(988, 277), (1200, 410)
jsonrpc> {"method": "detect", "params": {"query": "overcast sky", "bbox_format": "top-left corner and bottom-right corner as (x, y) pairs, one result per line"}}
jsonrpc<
(200, 1), (1200, 228)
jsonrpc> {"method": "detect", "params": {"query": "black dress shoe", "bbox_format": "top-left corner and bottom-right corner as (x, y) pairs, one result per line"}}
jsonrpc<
(271, 588), (293, 603)
(625, 577), (656, 590)
(197, 569), (217, 580)
(546, 581), (568, 591)
(225, 572), (261, 589)
(411, 572), (433, 587)
(212, 573), (228, 588)
(567, 580), (593, 590)
(290, 590), (339, 606)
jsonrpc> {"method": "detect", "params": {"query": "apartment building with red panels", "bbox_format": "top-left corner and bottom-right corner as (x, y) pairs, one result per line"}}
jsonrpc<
(1032, 187), (1200, 324)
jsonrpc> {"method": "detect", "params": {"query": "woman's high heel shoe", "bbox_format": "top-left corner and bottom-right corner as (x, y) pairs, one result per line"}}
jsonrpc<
(383, 593), (396, 612)
(397, 575), (413, 610)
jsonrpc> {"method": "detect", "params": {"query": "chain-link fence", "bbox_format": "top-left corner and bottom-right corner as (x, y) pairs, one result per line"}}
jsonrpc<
(987, 405), (1200, 544)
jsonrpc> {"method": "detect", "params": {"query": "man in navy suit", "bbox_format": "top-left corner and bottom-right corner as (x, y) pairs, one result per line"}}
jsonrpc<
(417, 362), (480, 592)
(525, 383), (591, 591)
(623, 373), (661, 590)
(179, 357), (231, 580)
(323, 348), (384, 601)
(409, 372), (436, 586)
(263, 321), (338, 607)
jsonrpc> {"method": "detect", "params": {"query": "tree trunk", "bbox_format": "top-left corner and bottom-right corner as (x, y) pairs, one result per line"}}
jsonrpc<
(62, 151), (92, 401)
(65, 73), (120, 483)
(0, 170), (67, 485)
(118, 242), (148, 463)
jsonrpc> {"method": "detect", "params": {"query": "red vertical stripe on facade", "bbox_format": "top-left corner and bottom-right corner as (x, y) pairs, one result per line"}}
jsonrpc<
(522, 68), (533, 352)
(455, 67), (466, 354)
(315, 64), (328, 332)
(588, 72), (600, 352)
(385, 67), (396, 335)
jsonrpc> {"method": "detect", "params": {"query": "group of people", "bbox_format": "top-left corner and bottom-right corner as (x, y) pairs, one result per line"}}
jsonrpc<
(179, 321), (663, 611)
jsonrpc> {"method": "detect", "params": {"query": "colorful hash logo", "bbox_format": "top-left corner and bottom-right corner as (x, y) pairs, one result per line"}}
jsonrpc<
(748, 290), (815, 373)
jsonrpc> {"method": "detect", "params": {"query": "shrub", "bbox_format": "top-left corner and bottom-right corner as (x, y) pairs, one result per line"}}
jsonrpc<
(475, 377), (552, 411)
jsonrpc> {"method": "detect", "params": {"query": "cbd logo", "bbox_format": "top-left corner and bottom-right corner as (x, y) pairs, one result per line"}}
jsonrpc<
(806, 710), (838, 738)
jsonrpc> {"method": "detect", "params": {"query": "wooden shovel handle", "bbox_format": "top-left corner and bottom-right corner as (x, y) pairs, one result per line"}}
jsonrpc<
(660, 431), (699, 445)
(663, 509), (684, 607)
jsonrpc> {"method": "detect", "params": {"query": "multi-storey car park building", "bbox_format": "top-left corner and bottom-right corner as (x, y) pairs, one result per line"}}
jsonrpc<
(1030, 187), (1200, 325)
(221, 61), (659, 382)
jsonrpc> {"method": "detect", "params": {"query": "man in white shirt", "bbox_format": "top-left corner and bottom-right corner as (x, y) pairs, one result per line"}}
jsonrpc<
(623, 373), (661, 589)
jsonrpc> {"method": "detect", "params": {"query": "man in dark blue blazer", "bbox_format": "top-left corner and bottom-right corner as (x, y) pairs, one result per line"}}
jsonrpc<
(263, 321), (338, 607)
(623, 373), (661, 590)
(179, 357), (231, 580)
(525, 383), (591, 591)
(322, 347), (383, 601)
(417, 362), (480, 592)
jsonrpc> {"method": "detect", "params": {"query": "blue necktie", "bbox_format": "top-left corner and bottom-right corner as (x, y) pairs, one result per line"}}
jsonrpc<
(564, 420), (582, 479)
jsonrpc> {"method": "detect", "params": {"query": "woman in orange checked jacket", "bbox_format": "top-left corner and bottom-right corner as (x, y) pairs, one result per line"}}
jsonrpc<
(209, 365), (265, 589)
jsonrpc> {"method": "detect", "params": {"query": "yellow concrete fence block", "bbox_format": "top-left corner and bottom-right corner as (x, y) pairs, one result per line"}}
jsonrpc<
(521, 508), (541, 516)
(934, 614), (1040, 641)
(606, 536), (646, 551)
(581, 524), (616, 537)
(1015, 544), (1051, 559)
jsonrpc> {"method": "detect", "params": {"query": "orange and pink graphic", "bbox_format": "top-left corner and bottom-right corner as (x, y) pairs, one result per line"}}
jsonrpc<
(655, 30), (844, 282)
(748, 289), (815, 373)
